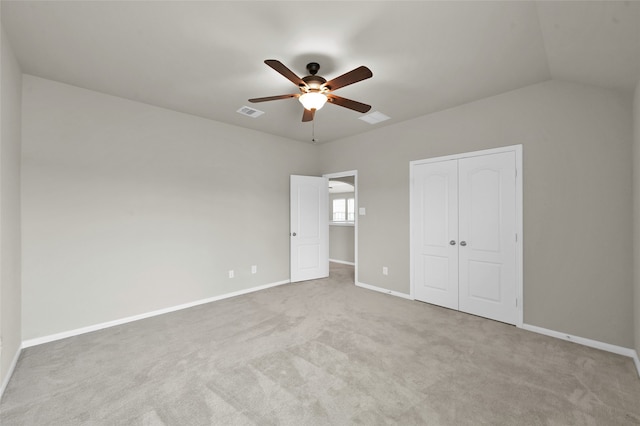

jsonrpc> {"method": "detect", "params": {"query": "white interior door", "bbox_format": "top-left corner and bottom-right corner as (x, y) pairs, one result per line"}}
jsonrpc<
(458, 152), (517, 324)
(412, 160), (459, 310)
(290, 175), (329, 283)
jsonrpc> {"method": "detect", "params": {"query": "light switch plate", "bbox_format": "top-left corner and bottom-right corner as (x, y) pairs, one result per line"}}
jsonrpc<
(359, 207), (366, 216)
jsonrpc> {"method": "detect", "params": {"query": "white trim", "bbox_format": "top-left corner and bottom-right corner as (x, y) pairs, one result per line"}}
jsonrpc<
(356, 281), (413, 300)
(0, 345), (22, 401)
(22, 279), (290, 348)
(409, 145), (522, 166)
(329, 259), (355, 266)
(323, 170), (358, 285)
(514, 145), (524, 327)
(409, 144), (523, 327)
(633, 351), (640, 378)
(522, 324), (637, 359)
(409, 161), (415, 299)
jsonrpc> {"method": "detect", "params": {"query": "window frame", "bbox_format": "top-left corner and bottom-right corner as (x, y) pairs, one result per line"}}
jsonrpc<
(331, 195), (355, 225)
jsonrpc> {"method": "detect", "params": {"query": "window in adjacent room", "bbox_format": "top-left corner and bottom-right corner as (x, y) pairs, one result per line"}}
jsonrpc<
(332, 197), (355, 223)
(329, 179), (355, 225)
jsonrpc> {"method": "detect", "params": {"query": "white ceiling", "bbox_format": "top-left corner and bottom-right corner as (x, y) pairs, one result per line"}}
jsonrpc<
(329, 180), (355, 194)
(2, 1), (639, 143)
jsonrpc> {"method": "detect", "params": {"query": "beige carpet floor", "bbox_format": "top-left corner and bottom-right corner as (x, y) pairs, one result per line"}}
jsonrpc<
(1, 263), (639, 425)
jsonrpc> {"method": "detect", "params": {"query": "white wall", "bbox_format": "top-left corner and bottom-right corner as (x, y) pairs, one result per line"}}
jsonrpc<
(320, 80), (634, 348)
(21, 76), (319, 340)
(0, 26), (22, 385)
(634, 79), (640, 358)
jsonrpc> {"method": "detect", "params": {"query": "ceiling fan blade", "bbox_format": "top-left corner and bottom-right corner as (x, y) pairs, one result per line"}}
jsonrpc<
(323, 66), (372, 91)
(302, 108), (315, 122)
(265, 59), (306, 87)
(327, 94), (371, 113)
(248, 94), (298, 103)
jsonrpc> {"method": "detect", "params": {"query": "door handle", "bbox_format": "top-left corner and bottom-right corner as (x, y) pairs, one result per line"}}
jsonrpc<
(449, 240), (456, 245)
(291, 232), (297, 237)
(460, 241), (467, 246)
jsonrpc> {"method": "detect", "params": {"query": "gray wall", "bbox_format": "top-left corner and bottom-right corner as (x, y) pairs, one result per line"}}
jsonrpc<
(634, 80), (640, 358)
(14, 74), (640, 353)
(320, 80), (634, 348)
(329, 189), (355, 264)
(0, 25), (22, 384)
(21, 76), (319, 340)
(330, 226), (355, 264)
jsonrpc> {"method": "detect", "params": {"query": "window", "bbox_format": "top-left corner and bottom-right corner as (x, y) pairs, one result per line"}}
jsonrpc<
(333, 199), (346, 221)
(347, 198), (355, 221)
(332, 197), (355, 223)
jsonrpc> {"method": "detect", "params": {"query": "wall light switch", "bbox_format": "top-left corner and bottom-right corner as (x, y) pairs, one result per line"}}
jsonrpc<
(228, 270), (234, 279)
(251, 265), (257, 274)
(382, 266), (388, 276)
(359, 207), (366, 216)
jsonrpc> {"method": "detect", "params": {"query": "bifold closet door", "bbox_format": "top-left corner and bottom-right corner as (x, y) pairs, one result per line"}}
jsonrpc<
(412, 160), (459, 310)
(458, 152), (517, 324)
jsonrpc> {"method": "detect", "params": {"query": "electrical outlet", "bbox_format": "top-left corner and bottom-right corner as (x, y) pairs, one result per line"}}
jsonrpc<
(251, 265), (257, 274)
(228, 270), (234, 278)
(382, 266), (388, 276)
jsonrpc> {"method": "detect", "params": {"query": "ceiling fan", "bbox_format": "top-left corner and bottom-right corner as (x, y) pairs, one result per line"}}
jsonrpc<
(249, 60), (373, 122)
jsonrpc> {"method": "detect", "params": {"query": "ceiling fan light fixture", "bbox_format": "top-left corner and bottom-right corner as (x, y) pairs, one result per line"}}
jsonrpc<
(299, 92), (328, 111)
(250, 60), (373, 122)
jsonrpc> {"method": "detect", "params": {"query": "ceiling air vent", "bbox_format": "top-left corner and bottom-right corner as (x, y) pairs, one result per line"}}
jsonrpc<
(359, 111), (390, 125)
(236, 106), (265, 118)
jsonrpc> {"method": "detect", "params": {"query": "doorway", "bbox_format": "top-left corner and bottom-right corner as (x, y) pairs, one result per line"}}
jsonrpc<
(324, 170), (358, 284)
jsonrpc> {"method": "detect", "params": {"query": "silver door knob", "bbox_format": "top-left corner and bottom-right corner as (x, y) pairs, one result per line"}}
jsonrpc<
(460, 241), (467, 246)
(449, 240), (456, 245)
(292, 232), (297, 237)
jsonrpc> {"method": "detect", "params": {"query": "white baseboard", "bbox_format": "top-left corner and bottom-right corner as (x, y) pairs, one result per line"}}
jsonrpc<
(329, 259), (355, 266)
(22, 279), (290, 348)
(356, 281), (412, 300)
(0, 345), (22, 402)
(633, 350), (640, 378)
(522, 323), (637, 360)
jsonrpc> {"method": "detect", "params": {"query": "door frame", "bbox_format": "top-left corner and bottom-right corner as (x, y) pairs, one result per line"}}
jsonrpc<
(323, 170), (358, 284)
(409, 145), (523, 327)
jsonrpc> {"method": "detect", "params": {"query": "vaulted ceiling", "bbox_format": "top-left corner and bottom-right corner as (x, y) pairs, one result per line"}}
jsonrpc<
(2, 1), (639, 143)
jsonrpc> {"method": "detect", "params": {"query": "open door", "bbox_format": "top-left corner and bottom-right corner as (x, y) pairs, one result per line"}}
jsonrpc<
(290, 175), (329, 283)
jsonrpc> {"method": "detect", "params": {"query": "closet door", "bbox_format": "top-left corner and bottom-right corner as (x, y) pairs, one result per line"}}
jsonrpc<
(458, 152), (517, 324)
(412, 160), (459, 310)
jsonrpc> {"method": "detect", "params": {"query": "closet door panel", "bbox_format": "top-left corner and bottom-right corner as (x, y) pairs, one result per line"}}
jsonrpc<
(458, 152), (517, 324)
(412, 160), (459, 310)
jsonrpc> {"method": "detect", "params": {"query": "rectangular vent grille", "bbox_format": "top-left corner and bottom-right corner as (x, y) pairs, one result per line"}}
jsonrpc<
(237, 106), (265, 118)
(359, 111), (390, 124)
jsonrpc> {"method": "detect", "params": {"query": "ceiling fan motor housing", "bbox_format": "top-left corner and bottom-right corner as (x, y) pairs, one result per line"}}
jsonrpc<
(306, 62), (321, 75)
(302, 75), (327, 92)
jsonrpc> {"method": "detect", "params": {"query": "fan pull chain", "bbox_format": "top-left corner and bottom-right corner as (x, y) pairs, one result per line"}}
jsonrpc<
(311, 115), (317, 143)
